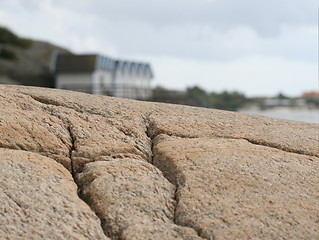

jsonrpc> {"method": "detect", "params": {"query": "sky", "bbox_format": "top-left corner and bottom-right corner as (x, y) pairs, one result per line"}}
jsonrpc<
(0, 0), (317, 96)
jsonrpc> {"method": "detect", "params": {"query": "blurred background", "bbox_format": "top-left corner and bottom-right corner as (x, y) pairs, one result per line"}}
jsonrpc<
(0, 0), (318, 122)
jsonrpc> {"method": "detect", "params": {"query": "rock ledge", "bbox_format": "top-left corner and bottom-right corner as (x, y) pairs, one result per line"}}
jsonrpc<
(0, 85), (318, 240)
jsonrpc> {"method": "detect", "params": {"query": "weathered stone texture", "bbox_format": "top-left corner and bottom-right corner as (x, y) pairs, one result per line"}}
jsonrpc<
(153, 135), (319, 239)
(0, 91), (71, 170)
(0, 85), (318, 240)
(77, 158), (203, 240)
(147, 106), (318, 157)
(0, 149), (108, 240)
(68, 113), (151, 173)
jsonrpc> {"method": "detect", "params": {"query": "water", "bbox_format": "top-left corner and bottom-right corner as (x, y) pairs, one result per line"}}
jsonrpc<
(240, 108), (319, 124)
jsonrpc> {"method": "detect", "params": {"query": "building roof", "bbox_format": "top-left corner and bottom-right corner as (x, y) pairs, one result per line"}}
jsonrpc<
(55, 54), (98, 73)
(302, 91), (319, 98)
(55, 54), (154, 78)
(114, 60), (154, 78)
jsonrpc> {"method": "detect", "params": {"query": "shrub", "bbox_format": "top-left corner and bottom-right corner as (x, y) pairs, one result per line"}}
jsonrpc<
(0, 26), (32, 48)
(0, 47), (17, 60)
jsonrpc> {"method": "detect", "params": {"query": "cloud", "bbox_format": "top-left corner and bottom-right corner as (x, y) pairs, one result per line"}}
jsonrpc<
(1, 0), (316, 61)
(70, 0), (316, 34)
(43, 0), (315, 62)
(91, 20), (317, 63)
(0, 10), (9, 25)
(0, 0), (317, 95)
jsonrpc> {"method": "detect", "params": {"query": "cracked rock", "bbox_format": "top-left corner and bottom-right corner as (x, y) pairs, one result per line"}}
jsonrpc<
(153, 135), (319, 239)
(68, 113), (151, 174)
(0, 149), (108, 240)
(0, 85), (318, 240)
(0, 92), (71, 170)
(77, 158), (203, 240)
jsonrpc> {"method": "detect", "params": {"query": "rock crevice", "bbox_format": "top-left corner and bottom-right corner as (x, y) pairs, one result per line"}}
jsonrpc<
(67, 125), (76, 178)
(1, 85), (318, 240)
(145, 118), (208, 239)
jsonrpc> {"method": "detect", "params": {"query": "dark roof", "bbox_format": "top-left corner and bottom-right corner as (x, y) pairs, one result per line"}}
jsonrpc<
(55, 54), (153, 78)
(55, 54), (97, 73)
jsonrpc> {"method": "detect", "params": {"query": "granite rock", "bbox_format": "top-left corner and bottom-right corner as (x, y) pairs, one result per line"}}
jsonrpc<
(0, 85), (318, 240)
(153, 135), (319, 239)
(77, 158), (203, 240)
(0, 149), (108, 240)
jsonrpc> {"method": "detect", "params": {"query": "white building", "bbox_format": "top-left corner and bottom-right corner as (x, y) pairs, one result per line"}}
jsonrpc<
(54, 54), (153, 99)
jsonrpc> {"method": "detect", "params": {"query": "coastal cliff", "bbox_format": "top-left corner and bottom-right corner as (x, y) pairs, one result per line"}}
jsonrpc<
(0, 85), (318, 240)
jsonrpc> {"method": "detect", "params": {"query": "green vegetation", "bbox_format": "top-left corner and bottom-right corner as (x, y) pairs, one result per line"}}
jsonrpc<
(150, 85), (248, 111)
(150, 86), (318, 111)
(0, 26), (32, 60)
(0, 26), (32, 48)
(0, 47), (17, 60)
(209, 91), (247, 111)
(0, 26), (71, 88)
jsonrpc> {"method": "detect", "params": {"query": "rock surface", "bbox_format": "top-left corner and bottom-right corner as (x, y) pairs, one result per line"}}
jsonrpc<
(0, 149), (108, 240)
(0, 85), (318, 240)
(153, 135), (319, 239)
(77, 159), (203, 240)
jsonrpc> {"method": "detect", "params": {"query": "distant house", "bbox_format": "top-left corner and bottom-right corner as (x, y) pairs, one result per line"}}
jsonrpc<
(302, 91), (319, 98)
(54, 54), (153, 99)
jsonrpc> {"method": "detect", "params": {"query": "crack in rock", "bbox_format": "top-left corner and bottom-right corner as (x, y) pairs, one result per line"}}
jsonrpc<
(26, 93), (152, 164)
(23, 93), (113, 118)
(67, 125), (76, 180)
(25, 93), (318, 159)
(147, 126), (317, 158)
(66, 124), (111, 239)
(145, 118), (207, 240)
(17, 95), (110, 239)
(7, 91), (316, 240)
(242, 137), (317, 157)
(24, 94), (88, 115)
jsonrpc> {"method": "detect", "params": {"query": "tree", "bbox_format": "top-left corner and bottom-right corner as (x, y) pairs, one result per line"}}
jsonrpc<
(150, 85), (247, 111)
(186, 86), (208, 107)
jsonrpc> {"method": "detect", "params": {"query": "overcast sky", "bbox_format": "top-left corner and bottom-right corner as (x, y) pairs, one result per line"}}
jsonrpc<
(0, 0), (317, 96)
